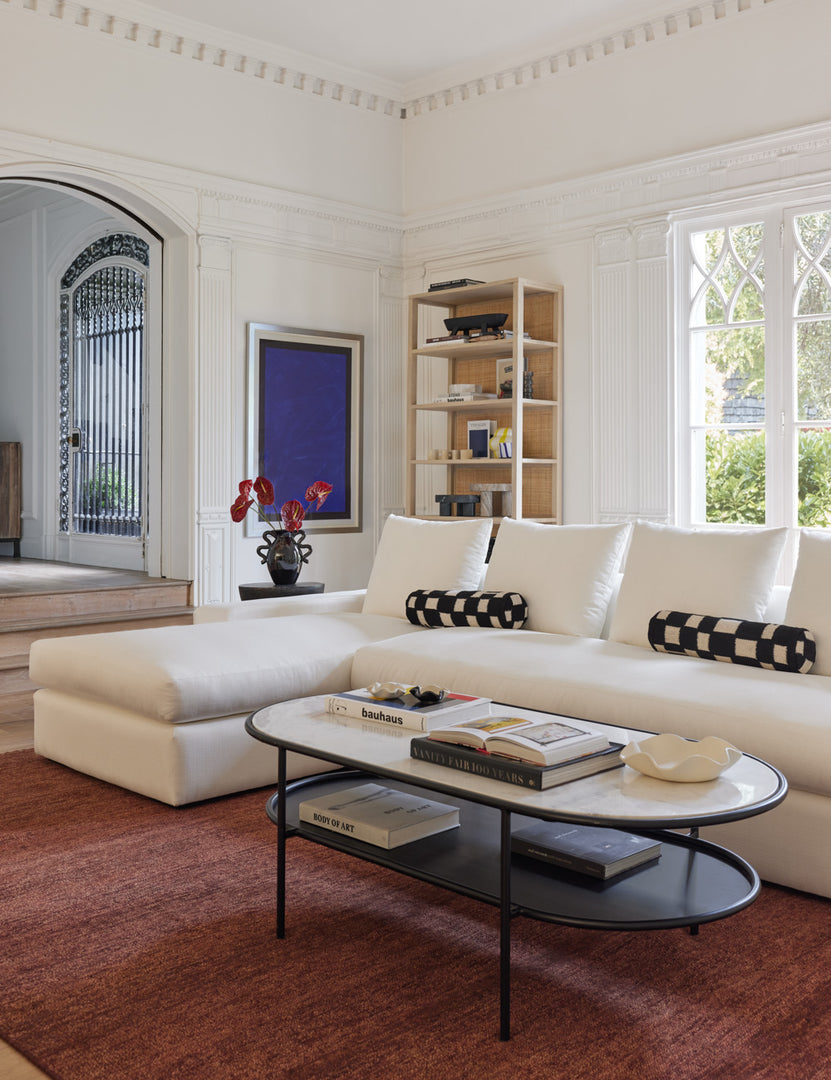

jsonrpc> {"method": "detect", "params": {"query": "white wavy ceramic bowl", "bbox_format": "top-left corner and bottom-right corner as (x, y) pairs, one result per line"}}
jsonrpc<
(621, 733), (742, 783)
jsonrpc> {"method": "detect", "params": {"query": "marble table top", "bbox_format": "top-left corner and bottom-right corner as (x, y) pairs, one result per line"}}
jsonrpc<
(248, 696), (787, 830)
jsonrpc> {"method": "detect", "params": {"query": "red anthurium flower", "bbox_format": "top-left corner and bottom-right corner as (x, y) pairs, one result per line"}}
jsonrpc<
(253, 476), (275, 506)
(230, 494), (254, 522)
(305, 480), (333, 511)
(238, 479), (253, 497)
(281, 499), (305, 533)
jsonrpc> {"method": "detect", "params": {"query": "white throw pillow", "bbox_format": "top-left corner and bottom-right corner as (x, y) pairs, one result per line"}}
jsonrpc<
(483, 519), (631, 637)
(608, 521), (787, 650)
(362, 514), (492, 620)
(786, 529), (831, 676)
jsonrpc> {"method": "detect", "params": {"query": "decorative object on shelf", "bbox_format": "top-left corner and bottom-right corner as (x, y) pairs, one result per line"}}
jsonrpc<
(621, 733), (742, 782)
(435, 493), (480, 517)
(444, 313), (508, 341)
(468, 419), (495, 458)
(471, 483), (512, 517)
(231, 475), (332, 585)
(490, 427), (512, 458)
(497, 358), (534, 399)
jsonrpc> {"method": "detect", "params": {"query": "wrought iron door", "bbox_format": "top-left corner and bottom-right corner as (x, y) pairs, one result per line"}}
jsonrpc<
(60, 235), (148, 541)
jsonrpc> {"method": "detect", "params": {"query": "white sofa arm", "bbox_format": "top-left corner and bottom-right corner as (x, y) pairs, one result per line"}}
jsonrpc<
(193, 588), (367, 624)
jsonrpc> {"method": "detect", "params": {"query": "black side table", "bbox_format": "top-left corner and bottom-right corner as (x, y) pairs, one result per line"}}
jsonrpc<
(238, 581), (325, 602)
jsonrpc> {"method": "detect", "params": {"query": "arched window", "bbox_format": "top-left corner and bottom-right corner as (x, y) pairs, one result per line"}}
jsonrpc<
(677, 204), (831, 532)
(59, 234), (149, 538)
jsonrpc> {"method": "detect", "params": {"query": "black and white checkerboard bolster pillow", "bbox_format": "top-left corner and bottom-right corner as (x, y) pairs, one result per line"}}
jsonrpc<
(648, 610), (816, 673)
(405, 589), (528, 629)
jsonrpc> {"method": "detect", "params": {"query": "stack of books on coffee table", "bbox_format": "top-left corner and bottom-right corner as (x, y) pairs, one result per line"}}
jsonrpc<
(410, 713), (624, 790)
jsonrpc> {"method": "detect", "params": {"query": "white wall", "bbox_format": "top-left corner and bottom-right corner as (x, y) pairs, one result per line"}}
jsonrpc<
(228, 245), (385, 591)
(3, 0), (831, 599)
(0, 4), (402, 215)
(0, 0), (404, 601)
(402, 0), (831, 529)
(403, 0), (831, 213)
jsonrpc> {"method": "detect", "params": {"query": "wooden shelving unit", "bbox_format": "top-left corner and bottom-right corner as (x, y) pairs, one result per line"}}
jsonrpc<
(406, 278), (563, 527)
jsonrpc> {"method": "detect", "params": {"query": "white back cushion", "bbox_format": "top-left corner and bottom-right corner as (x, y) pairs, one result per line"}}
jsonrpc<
(362, 514), (492, 619)
(786, 529), (831, 675)
(483, 519), (631, 637)
(609, 521), (787, 649)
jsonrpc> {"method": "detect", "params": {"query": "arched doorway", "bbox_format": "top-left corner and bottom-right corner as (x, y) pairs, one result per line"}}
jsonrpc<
(0, 174), (192, 582)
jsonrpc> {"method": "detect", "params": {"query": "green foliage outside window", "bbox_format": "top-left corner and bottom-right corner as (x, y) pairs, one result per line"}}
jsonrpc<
(706, 428), (831, 526)
(699, 217), (831, 526)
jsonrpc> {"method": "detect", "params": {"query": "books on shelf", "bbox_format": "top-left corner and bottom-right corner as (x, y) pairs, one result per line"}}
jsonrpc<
(410, 737), (624, 790)
(511, 821), (662, 880)
(423, 714), (609, 766)
(299, 783), (460, 849)
(424, 329), (530, 345)
(325, 687), (492, 732)
(432, 393), (498, 403)
(428, 278), (485, 291)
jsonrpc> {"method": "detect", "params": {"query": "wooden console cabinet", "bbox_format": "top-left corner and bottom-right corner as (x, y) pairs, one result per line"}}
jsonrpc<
(0, 442), (22, 557)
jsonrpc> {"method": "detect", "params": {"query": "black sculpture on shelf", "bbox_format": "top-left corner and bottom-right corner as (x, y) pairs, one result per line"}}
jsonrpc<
(435, 494), (480, 517)
(443, 313), (508, 341)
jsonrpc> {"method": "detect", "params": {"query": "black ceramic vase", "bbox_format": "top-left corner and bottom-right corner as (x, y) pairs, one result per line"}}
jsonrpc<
(257, 528), (312, 586)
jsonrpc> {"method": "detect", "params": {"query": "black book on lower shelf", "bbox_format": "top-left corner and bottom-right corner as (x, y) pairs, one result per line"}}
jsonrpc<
(410, 737), (624, 790)
(511, 821), (662, 880)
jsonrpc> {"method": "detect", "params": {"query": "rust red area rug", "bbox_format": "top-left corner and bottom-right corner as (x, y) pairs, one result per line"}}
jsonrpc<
(2, 749), (830, 1080)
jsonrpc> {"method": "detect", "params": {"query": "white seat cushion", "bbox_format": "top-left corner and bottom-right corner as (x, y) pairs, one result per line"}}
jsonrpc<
(483, 518), (630, 637)
(609, 521), (787, 649)
(30, 612), (423, 724)
(362, 514), (492, 619)
(786, 529), (831, 676)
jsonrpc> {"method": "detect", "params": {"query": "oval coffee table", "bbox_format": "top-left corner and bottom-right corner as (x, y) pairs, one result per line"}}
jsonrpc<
(246, 696), (787, 1040)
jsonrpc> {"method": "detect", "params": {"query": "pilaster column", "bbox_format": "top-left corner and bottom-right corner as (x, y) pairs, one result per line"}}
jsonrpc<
(593, 218), (671, 523)
(375, 267), (407, 538)
(194, 234), (233, 605)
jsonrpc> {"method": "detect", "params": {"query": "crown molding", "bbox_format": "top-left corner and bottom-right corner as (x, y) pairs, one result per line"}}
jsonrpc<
(403, 115), (831, 260)
(404, 0), (779, 115)
(0, 0), (405, 118)
(1, 0), (779, 122)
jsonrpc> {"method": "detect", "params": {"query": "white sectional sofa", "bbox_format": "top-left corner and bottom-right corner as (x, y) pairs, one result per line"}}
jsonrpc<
(30, 514), (831, 900)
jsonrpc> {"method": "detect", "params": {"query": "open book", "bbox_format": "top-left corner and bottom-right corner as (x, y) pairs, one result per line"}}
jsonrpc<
(424, 714), (609, 766)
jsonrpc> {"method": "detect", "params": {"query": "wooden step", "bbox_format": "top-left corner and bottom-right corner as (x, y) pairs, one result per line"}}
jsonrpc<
(0, 581), (191, 625)
(0, 565), (194, 713)
(0, 609), (194, 663)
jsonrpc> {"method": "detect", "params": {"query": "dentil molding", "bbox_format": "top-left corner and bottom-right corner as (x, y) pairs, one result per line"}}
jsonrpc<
(0, 0), (779, 122)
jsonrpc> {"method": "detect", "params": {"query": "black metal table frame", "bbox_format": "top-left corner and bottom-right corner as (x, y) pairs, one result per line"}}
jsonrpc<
(249, 720), (787, 1042)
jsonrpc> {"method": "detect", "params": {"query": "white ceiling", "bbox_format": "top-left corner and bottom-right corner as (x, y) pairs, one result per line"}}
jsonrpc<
(130, 0), (690, 93)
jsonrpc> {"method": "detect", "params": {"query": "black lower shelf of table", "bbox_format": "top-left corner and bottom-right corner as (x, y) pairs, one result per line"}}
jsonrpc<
(267, 770), (760, 933)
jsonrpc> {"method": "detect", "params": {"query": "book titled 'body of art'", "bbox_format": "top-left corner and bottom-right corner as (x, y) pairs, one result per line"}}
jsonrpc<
(299, 783), (460, 849)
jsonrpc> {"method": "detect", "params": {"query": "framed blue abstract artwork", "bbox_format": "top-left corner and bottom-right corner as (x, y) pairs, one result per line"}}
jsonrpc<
(246, 324), (363, 533)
